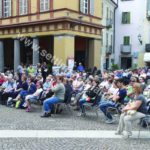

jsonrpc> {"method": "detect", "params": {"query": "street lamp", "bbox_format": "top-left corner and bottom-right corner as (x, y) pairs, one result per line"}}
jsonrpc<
(138, 34), (142, 45)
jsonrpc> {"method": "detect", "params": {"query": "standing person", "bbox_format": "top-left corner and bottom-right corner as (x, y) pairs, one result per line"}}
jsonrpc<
(17, 63), (23, 81)
(73, 62), (77, 72)
(41, 62), (48, 82)
(27, 65), (35, 76)
(77, 63), (85, 72)
(41, 76), (65, 117)
(115, 83), (147, 139)
(37, 63), (42, 75)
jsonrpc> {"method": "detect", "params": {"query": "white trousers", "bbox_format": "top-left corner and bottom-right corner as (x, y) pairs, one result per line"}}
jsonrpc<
(117, 112), (145, 135)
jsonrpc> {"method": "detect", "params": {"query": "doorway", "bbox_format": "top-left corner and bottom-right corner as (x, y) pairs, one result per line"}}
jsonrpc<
(121, 57), (132, 69)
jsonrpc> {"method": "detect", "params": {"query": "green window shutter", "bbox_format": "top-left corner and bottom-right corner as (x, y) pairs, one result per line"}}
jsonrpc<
(122, 12), (130, 24)
(124, 36), (130, 45)
(127, 12), (130, 23)
(122, 12), (125, 23)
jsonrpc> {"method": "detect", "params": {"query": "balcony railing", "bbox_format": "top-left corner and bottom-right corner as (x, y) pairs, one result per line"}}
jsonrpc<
(121, 44), (131, 54)
(106, 45), (112, 55)
(106, 18), (113, 28)
(147, 0), (150, 19)
(145, 44), (150, 52)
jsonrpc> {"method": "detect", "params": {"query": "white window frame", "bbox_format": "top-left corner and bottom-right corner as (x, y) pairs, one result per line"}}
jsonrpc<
(19, 0), (28, 15)
(80, 0), (89, 14)
(3, 0), (11, 18)
(40, 0), (50, 12)
(83, 0), (88, 14)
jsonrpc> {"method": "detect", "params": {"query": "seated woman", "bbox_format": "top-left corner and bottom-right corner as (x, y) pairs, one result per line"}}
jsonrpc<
(41, 76), (65, 117)
(72, 77), (84, 94)
(72, 78), (93, 109)
(11, 75), (28, 100)
(100, 81), (119, 103)
(0, 76), (17, 105)
(0, 73), (5, 86)
(115, 83), (147, 139)
(78, 79), (100, 117)
(12, 77), (36, 105)
(25, 81), (43, 112)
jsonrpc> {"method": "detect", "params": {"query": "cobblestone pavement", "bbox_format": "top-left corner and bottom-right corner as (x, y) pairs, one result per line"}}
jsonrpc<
(0, 105), (149, 150)
(0, 105), (119, 130)
(0, 138), (149, 150)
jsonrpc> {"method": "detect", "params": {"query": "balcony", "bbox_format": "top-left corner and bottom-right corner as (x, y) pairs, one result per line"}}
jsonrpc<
(145, 44), (150, 52)
(106, 45), (112, 55)
(121, 44), (131, 54)
(106, 18), (113, 28)
(147, 0), (150, 20)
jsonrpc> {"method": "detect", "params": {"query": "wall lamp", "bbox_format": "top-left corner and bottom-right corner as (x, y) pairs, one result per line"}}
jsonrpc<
(138, 34), (142, 45)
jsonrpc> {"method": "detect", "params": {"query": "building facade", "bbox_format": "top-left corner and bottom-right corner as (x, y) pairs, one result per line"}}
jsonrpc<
(143, 0), (150, 66)
(101, 0), (117, 71)
(115, 0), (150, 69)
(0, 0), (103, 72)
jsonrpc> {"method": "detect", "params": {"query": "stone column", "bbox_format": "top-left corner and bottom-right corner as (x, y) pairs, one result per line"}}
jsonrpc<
(32, 37), (40, 65)
(54, 35), (75, 65)
(0, 40), (4, 72)
(14, 39), (20, 72)
(88, 39), (101, 69)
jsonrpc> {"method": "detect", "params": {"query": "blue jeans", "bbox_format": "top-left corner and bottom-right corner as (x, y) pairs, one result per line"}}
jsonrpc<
(43, 96), (61, 113)
(79, 98), (87, 113)
(99, 101), (116, 120)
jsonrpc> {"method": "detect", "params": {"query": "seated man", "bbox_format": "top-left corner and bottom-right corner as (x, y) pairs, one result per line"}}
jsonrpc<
(41, 76), (65, 117)
(99, 78), (127, 124)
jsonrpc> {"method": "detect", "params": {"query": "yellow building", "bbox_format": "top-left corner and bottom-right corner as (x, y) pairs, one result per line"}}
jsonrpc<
(0, 0), (103, 72)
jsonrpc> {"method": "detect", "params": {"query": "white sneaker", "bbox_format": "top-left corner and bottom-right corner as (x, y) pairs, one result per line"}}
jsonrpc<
(77, 113), (86, 117)
(105, 119), (115, 124)
(122, 132), (132, 139)
(115, 131), (123, 135)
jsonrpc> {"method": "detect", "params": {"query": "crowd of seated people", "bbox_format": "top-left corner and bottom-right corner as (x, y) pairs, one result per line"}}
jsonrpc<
(0, 65), (150, 139)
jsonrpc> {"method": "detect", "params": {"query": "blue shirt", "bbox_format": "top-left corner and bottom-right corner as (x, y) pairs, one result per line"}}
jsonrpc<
(77, 66), (85, 72)
(118, 88), (127, 104)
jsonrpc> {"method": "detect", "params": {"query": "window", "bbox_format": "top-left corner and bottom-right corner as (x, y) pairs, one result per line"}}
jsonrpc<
(123, 36), (130, 45)
(19, 0), (28, 15)
(40, 0), (50, 12)
(110, 10), (113, 20)
(106, 7), (109, 19)
(80, 0), (94, 15)
(106, 33), (108, 46)
(3, 0), (11, 17)
(122, 12), (130, 24)
(83, 0), (88, 14)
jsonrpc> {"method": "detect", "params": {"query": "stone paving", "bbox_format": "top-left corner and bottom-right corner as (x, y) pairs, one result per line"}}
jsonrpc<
(0, 138), (149, 150)
(0, 105), (149, 150)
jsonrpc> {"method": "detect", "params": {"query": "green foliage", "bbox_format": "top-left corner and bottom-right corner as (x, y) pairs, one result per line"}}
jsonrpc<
(111, 64), (119, 71)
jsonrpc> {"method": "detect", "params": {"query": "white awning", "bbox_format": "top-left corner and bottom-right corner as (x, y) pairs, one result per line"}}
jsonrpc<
(144, 53), (150, 62)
